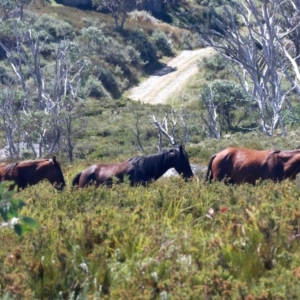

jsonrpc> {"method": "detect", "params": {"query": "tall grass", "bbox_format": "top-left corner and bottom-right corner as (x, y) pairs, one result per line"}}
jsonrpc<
(2, 163), (300, 298)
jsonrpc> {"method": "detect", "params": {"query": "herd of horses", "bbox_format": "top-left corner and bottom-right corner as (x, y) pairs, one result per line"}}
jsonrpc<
(1, 146), (300, 191)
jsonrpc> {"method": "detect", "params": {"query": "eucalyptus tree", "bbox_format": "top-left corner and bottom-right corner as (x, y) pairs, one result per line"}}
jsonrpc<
(200, 0), (300, 136)
(0, 28), (88, 160)
(199, 80), (257, 138)
(92, 0), (140, 30)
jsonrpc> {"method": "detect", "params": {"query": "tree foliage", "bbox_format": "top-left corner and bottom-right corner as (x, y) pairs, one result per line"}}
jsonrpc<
(92, 0), (140, 30)
(200, 80), (256, 138)
(0, 0), (31, 21)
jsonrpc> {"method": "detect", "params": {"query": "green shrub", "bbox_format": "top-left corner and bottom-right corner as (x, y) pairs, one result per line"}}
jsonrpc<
(151, 29), (173, 57)
(32, 14), (74, 41)
(84, 76), (110, 99)
(126, 29), (158, 64)
(198, 53), (230, 73)
(97, 67), (121, 98)
(179, 31), (196, 50)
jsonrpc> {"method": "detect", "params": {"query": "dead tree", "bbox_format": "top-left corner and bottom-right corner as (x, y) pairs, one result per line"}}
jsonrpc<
(0, 29), (87, 160)
(200, 0), (300, 136)
(150, 113), (179, 151)
(122, 110), (145, 153)
(0, 86), (20, 157)
(199, 85), (221, 139)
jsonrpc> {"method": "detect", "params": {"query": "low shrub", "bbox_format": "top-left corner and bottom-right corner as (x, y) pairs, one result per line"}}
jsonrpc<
(151, 29), (173, 57)
(2, 172), (300, 299)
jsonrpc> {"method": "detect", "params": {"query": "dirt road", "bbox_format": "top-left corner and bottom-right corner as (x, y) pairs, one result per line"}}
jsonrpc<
(128, 47), (214, 105)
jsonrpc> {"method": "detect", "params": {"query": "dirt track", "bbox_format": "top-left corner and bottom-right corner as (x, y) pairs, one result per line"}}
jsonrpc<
(128, 47), (214, 105)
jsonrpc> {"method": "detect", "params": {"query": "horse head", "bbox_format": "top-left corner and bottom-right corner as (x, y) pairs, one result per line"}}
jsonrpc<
(47, 156), (66, 191)
(170, 145), (194, 180)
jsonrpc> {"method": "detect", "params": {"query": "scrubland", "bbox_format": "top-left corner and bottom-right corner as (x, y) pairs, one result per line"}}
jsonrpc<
(2, 131), (300, 299)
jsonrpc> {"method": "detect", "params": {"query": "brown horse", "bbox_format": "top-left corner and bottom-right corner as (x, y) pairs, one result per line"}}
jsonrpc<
(0, 156), (66, 191)
(72, 145), (194, 188)
(205, 147), (300, 185)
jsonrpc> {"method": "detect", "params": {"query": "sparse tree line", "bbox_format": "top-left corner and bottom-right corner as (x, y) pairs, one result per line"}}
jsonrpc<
(125, 0), (300, 151)
(0, 25), (87, 161)
(0, 0), (185, 160)
(1, 0), (300, 161)
(94, 0), (300, 142)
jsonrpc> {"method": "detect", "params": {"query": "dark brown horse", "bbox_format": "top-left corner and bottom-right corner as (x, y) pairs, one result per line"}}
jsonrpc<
(205, 147), (300, 185)
(72, 145), (194, 188)
(0, 156), (66, 191)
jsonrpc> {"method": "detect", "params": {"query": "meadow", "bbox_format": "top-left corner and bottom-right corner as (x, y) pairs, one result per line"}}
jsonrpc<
(2, 131), (300, 299)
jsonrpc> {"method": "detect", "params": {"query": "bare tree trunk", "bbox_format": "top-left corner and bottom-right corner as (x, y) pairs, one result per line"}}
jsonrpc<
(123, 112), (145, 153)
(200, 86), (221, 139)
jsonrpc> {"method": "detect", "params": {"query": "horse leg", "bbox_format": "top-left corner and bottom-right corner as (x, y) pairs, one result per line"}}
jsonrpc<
(215, 164), (232, 184)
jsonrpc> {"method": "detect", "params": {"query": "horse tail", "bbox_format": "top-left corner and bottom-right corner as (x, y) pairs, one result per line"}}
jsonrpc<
(205, 154), (216, 183)
(77, 171), (97, 188)
(72, 172), (82, 186)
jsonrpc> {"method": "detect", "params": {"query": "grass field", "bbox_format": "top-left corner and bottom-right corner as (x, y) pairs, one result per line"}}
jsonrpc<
(2, 133), (300, 299)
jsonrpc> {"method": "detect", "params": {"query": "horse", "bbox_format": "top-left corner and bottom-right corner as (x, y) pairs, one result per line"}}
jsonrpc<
(205, 147), (300, 185)
(0, 156), (66, 191)
(72, 145), (194, 188)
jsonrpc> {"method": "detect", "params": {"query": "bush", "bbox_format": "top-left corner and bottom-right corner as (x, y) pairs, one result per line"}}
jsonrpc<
(33, 14), (74, 41)
(97, 67), (121, 98)
(179, 31), (196, 50)
(84, 76), (110, 99)
(151, 29), (173, 56)
(0, 182), (39, 236)
(127, 29), (158, 64)
(198, 53), (233, 80)
(128, 10), (160, 25)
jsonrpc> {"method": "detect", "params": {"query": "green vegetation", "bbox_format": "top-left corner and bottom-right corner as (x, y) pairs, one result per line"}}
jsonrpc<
(2, 145), (300, 298)
(2, 130), (300, 298)
(0, 182), (39, 236)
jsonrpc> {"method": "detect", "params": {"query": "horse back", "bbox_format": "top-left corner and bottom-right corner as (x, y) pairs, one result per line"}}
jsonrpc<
(212, 147), (275, 184)
(79, 162), (133, 187)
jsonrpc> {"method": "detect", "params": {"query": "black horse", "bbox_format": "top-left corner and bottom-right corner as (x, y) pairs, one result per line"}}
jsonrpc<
(72, 145), (193, 188)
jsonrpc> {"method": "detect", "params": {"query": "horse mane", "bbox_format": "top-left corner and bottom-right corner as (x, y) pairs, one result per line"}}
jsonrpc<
(130, 150), (172, 174)
(0, 163), (18, 174)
